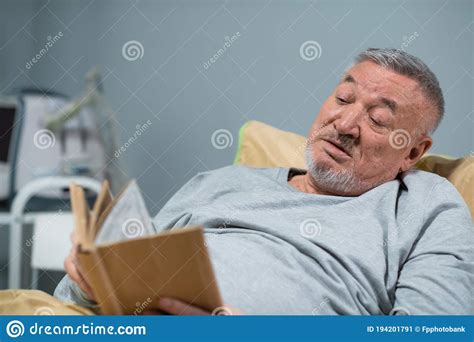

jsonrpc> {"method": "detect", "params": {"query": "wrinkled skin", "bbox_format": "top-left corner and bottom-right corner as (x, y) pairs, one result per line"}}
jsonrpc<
(289, 61), (434, 196)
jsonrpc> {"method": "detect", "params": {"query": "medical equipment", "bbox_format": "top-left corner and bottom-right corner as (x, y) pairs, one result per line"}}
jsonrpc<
(0, 68), (125, 205)
(1, 69), (127, 288)
(0, 96), (17, 201)
(44, 68), (127, 194)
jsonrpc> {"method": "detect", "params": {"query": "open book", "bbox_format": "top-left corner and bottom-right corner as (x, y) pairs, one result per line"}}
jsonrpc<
(69, 180), (223, 315)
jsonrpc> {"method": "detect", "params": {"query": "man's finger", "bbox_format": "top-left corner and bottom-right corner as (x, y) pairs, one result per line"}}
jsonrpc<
(75, 263), (95, 300)
(64, 256), (81, 284)
(157, 297), (209, 315)
(64, 256), (95, 301)
(140, 309), (167, 315)
(69, 231), (76, 244)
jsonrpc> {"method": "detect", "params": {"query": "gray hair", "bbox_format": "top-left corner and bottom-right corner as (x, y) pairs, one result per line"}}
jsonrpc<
(355, 48), (444, 135)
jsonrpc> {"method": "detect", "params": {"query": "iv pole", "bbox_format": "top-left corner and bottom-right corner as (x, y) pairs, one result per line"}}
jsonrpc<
(45, 68), (127, 193)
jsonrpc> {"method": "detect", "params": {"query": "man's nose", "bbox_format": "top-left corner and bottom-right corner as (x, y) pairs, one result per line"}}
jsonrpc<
(334, 108), (360, 138)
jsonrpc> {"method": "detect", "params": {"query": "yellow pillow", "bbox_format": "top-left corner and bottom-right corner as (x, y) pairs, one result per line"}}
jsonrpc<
(0, 289), (95, 315)
(234, 120), (473, 218)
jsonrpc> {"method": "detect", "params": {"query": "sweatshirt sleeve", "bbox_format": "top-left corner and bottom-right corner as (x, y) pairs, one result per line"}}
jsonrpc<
(53, 274), (96, 307)
(151, 171), (211, 232)
(392, 180), (474, 315)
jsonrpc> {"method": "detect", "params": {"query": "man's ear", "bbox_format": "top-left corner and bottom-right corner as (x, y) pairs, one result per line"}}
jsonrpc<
(399, 135), (432, 172)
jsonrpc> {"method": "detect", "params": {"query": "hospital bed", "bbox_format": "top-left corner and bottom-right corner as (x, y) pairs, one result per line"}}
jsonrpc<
(0, 119), (472, 314)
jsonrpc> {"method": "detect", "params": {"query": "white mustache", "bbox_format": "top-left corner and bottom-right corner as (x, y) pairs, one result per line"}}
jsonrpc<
(308, 129), (355, 154)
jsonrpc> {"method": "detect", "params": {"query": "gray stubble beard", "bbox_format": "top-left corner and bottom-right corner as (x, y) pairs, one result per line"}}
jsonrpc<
(304, 145), (365, 196)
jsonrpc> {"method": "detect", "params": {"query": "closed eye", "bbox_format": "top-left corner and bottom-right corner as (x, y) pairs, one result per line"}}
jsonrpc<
(336, 96), (349, 104)
(369, 116), (384, 127)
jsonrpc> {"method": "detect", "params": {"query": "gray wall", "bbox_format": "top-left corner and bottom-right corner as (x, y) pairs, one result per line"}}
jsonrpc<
(0, 1), (37, 95)
(1, 0), (473, 215)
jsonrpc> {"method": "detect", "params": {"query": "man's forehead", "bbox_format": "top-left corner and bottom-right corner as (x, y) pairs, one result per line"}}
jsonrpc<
(340, 62), (421, 105)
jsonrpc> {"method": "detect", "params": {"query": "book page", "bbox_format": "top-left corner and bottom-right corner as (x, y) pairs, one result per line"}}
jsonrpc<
(69, 183), (91, 249)
(89, 180), (113, 242)
(95, 180), (155, 244)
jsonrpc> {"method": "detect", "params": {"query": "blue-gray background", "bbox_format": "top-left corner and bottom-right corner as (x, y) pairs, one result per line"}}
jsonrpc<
(1, 0), (473, 212)
(0, 0), (473, 290)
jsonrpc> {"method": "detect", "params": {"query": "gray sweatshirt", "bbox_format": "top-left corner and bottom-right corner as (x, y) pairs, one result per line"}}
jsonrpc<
(55, 165), (474, 315)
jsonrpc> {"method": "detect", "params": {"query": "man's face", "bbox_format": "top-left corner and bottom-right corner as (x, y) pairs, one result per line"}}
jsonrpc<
(306, 60), (433, 196)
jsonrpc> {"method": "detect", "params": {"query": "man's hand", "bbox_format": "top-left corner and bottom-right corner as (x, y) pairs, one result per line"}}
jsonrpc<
(64, 231), (238, 313)
(64, 231), (96, 302)
(145, 298), (241, 315)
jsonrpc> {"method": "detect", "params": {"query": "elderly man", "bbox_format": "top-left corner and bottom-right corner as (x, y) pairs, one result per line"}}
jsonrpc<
(55, 48), (473, 315)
